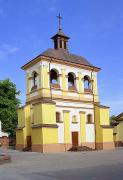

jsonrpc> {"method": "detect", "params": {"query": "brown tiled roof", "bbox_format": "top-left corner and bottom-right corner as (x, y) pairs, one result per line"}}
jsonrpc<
(22, 48), (101, 70)
(51, 30), (70, 39)
(101, 125), (113, 129)
(115, 113), (123, 121)
(95, 104), (110, 109)
(41, 48), (93, 67)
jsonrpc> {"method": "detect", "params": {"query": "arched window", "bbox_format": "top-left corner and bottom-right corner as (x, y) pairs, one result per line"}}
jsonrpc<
(68, 73), (75, 89)
(87, 114), (93, 124)
(84, 76), (90, 89)
(56, 112), (61, 123)
(84, 75), (92, 93)
(31, 71), (38, 90)
(72, 115), (77, 123)
(50, 69), (59, 84)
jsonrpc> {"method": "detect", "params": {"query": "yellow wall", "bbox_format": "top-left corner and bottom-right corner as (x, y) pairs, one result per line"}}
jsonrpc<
(24, 105), (31, 136)
(103, 129), (113, 142)
(16, 130), (24, 145)
(31, 102), (58, 145)
(30, 105), (34, 124)
(78, 72), (83, 93)
(94, 105), (114, 144)
(32, 127), (58, 145)
(43, 66), (49, 89)
(43, 65), (51, 97)
(32, 128), (43, 145)
(94, 95), (99, 103)
(26, 73), (30, 94)
(114, 121), (123, 142)
(94, 105), (103, 143)
(63, 111), (70, 144)
(16, 105), (31, 147)
(61, 68), (68, 97)
(33, 103), (56, 125)
(92, 74), (98, 95)
(17, 102), (58, 148)
(78, 73), (84, 99)
(38, 65), (42, 95)
(26, 73), (30, 101)
(42, 104), (56, 124)
(42, 128), (58, 144)
(33, 104), (42, 124)
(18, 108), (25, 127)
(100, 108), (110, 125)
(16, 127), (27, 147)
(80, 112), (86, 143)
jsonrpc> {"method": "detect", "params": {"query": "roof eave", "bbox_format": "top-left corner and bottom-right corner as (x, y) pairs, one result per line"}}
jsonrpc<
(51, 34), (70, 40)
(21, 55), (41, 70)
(115, 112), (123, 119)
(21, 54), (101, 72)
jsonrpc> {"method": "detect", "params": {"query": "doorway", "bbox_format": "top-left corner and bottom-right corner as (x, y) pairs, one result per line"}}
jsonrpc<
(27, 136), (32, 149)
(72, 132), (79, 147)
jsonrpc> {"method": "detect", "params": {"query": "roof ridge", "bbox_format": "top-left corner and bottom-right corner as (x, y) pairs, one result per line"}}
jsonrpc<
(41, 48), (93, 66)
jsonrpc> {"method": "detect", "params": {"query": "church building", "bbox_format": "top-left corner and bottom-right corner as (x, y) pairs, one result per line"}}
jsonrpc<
(16, 15), (114, 152)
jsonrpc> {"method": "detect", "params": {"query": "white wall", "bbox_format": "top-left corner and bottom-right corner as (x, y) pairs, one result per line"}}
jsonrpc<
(56, 100), (95, 144)
(0, 121), (8, 137)
(26, 60), (98, 96)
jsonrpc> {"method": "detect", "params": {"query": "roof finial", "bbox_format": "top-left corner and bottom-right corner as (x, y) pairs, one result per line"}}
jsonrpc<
(56, 13), (63, 31)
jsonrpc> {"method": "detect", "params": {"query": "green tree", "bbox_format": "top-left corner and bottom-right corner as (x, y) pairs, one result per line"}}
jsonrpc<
(0, 79), (20, 136)
(110, 115), (116, 125)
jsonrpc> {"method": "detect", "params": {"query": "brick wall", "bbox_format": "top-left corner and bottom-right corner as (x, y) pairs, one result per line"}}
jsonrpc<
(0, 136), (9, 147)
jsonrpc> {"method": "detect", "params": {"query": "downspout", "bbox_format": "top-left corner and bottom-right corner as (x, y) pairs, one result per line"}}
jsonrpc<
(91, 67), (97, 150)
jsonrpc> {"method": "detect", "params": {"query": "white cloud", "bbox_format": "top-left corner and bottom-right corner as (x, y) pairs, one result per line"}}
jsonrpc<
(0, 44), (19, 59)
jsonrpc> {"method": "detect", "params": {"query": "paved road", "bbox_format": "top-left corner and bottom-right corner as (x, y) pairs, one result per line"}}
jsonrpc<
(0, 148), (123, 180)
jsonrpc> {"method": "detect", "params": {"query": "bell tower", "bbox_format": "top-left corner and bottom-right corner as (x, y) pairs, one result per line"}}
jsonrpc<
(51, 14), (70, 50)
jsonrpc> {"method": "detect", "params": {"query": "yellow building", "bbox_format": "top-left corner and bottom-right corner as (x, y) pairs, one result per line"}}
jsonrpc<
(113, 113), (123, 147)
(16, 16), (114, 152)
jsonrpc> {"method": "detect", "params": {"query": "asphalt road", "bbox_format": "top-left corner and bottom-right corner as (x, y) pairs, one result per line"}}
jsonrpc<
(0, 148), (123, 180)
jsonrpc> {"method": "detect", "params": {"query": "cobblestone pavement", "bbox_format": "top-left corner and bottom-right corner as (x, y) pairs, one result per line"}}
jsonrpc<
(0, 147), (123, 180)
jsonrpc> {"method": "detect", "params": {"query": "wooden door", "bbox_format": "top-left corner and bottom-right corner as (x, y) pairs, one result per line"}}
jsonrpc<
(27, 136), (32, 148)
(72, 132), (78, 147)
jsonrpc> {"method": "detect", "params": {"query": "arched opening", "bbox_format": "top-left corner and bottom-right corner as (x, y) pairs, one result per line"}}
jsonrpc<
(84, 75), (91, 92)
(64, 41), (67, 49)
(50, 69), (59, 84)
(31, 71), (38, 90)
(72, 115), (77, 123)
(60, 40), (62, 48)
(68, 72), (76, 90)
(54, 40), (58, 49)
(87, 114), (93, 124)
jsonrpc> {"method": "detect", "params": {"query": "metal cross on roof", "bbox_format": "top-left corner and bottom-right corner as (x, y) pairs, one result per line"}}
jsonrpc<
(56, 13), (63, 31)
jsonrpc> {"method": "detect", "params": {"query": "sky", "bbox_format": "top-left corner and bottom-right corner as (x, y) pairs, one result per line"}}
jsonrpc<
(0, 0), (123, 115)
